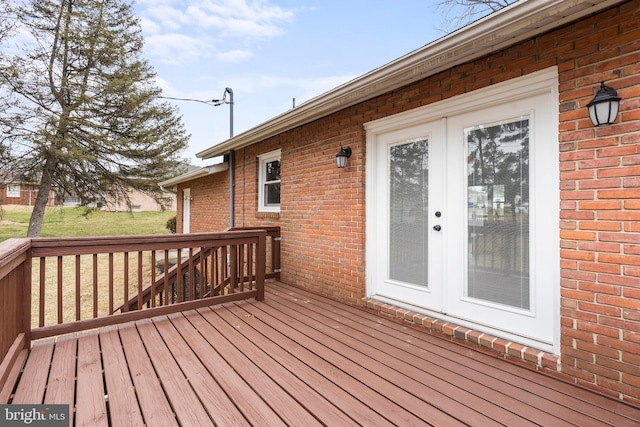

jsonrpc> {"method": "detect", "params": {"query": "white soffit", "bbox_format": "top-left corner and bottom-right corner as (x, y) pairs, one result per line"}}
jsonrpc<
(197, 0), (625, 160)
(158, 162), (229, 187)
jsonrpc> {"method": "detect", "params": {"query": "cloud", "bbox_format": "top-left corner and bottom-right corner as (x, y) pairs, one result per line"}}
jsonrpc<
(135, 0), (294, 63)
(216, 49), (253, 63)
(144, 33), (213, 65)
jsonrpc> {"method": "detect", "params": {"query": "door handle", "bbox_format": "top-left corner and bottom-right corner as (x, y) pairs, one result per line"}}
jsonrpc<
(433, 225), (442, 231)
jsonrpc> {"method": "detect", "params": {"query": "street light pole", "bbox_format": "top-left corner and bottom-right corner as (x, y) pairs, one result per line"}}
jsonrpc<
(212, 87), (235, 227)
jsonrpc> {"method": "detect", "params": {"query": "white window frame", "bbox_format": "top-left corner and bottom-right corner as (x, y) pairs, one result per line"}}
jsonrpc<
(258, 149), (281, 212)
(7, 184), (20, 198)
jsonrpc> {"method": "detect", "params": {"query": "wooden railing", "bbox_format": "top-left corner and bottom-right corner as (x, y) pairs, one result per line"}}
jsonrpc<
(0, 229), (277, 392)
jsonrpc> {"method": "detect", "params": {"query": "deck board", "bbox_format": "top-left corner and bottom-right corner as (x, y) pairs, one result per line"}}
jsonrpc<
(118, 322), (178, 426)
(265, 282), (614, 426)
(188, 308), (323, 427)
(268, 281), (640, 426)
(258, 288), (525, 426)
(135, 318), (213, 426)
(6, 280), (640, 426)
(167, 312), (285, 427)
(154, 313), (251, 427)
(75, 331), (108, 427)
(100, 325), (144, 427)
(11, 338), (54, 404)
(215, 304), (396, 426)
(44, 334), (76, 426)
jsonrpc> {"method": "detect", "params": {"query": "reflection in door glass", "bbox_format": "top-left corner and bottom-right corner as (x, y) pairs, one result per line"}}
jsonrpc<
(389, 138), (429, 287)
(467, 119), (530, 309)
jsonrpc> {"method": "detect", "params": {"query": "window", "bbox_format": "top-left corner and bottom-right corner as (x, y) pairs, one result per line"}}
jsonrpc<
(258, 150), (281, 212)
(7, 184), (20, 198)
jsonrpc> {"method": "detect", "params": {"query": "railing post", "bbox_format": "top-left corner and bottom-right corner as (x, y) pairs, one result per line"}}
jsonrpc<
(21, 250), (32, 346)
(0, 238), (32, 393)
(273, 232), (281, 281)
(255, 232), (266, 301)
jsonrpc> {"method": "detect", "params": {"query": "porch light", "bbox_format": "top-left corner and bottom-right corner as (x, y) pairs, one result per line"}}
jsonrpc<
(587, 82), (621, 127)
(336, 146), (352, 168)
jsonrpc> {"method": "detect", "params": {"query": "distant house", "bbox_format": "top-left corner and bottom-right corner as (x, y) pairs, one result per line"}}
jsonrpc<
(0, 170), (57, 207)
(101, 186), (176, 212)
(164, 0), (640, 405)
(63, 186), (176, 212)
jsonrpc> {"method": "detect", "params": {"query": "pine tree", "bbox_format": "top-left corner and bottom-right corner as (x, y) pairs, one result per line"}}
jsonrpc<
(0, 0), (189, 236)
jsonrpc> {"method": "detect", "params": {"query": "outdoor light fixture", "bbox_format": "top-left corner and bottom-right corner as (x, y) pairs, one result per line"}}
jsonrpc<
(336, 146), (352, 168)
(587, 81), (621, 127)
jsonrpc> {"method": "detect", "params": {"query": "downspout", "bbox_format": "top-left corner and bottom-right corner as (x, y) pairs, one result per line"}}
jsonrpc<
(229, 149), (235, 228)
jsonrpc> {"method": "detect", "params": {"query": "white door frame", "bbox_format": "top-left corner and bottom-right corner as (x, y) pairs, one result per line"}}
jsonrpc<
(183, 188), (191, 234)
(365, 68), (559, 353)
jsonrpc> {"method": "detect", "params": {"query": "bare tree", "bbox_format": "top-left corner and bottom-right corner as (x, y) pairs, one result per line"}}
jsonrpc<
(437, 0), (516, 32)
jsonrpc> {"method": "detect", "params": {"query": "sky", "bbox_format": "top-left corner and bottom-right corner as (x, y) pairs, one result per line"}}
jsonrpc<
(132, 0), (475, 167)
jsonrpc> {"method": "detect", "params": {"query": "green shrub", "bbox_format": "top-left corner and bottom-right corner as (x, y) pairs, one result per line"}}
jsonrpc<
(166, 215), (177, 233)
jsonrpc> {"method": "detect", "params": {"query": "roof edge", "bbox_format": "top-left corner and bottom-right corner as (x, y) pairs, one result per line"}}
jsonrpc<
(158, 162), (229, 187)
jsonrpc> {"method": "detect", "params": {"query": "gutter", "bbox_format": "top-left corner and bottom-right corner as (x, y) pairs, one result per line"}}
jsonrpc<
(158, 163), (229, 188)
(196, 0), (624, 160)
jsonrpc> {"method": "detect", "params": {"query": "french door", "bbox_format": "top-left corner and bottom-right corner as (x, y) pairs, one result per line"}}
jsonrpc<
(369, 121), (445, 311)
(366, 69), (559, 350)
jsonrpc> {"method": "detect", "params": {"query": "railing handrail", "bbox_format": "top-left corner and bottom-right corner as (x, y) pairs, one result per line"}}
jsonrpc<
(30, 230), (266, 256)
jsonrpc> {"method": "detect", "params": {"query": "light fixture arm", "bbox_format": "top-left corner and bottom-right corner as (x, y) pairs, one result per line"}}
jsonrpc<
(211, 87), (234, 138)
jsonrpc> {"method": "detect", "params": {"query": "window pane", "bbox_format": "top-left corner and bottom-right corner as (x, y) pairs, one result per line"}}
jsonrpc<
(7, 185), (20, 198)
(467, 119), (529, 309)
(389, 138), (429, 287)
(265, 183), (280, 206)
(266, 160), (280, 182)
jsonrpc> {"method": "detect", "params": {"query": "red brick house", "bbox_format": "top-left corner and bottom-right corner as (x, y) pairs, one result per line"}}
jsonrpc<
(163, 0), (640, 405)
(0, 171), (57, 207)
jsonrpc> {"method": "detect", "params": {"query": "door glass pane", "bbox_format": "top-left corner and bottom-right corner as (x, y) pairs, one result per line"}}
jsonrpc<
(389, 138), (429, 287)
(466, 119), (529, 309)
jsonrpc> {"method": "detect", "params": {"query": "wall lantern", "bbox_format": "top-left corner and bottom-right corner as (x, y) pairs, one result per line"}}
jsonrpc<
(336, 146), (352, 168)
(587, 81), (621, 127)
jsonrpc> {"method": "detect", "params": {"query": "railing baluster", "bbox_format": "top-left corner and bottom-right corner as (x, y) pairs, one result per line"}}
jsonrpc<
(75, 255), (81, 321)
(188, 248), (194, 301)
(247, 243), (254, 291)
(93, 254), (98, 318)
(138, 251), (143, 311)
(163, 249), (169, 306)
(57, 256), (63, 324)
(239, 244), (245, 292)
(230, 245), (237, 294)
(214, 248), (219, 294)
(123, 252), (129, 312)
(177, 248), (183, 303)
(151, 251), (157, 308)
(39, 257), (45, 327)
(109, 253), (114, 315)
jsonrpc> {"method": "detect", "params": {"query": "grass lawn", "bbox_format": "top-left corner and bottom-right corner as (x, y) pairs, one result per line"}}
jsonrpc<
(0, 204), (175, 242)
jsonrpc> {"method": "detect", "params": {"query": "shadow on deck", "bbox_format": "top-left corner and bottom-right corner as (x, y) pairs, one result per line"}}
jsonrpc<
(2, 281), (639, 426)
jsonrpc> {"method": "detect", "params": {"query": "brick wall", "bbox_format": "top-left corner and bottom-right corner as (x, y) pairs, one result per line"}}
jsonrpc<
(183, 1), (640, 404)
(177, 170), (230, 233)
(556, 1), (640, 405)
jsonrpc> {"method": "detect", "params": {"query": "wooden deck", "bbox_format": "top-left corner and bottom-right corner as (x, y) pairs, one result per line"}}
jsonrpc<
(3, 280), (640, 426)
